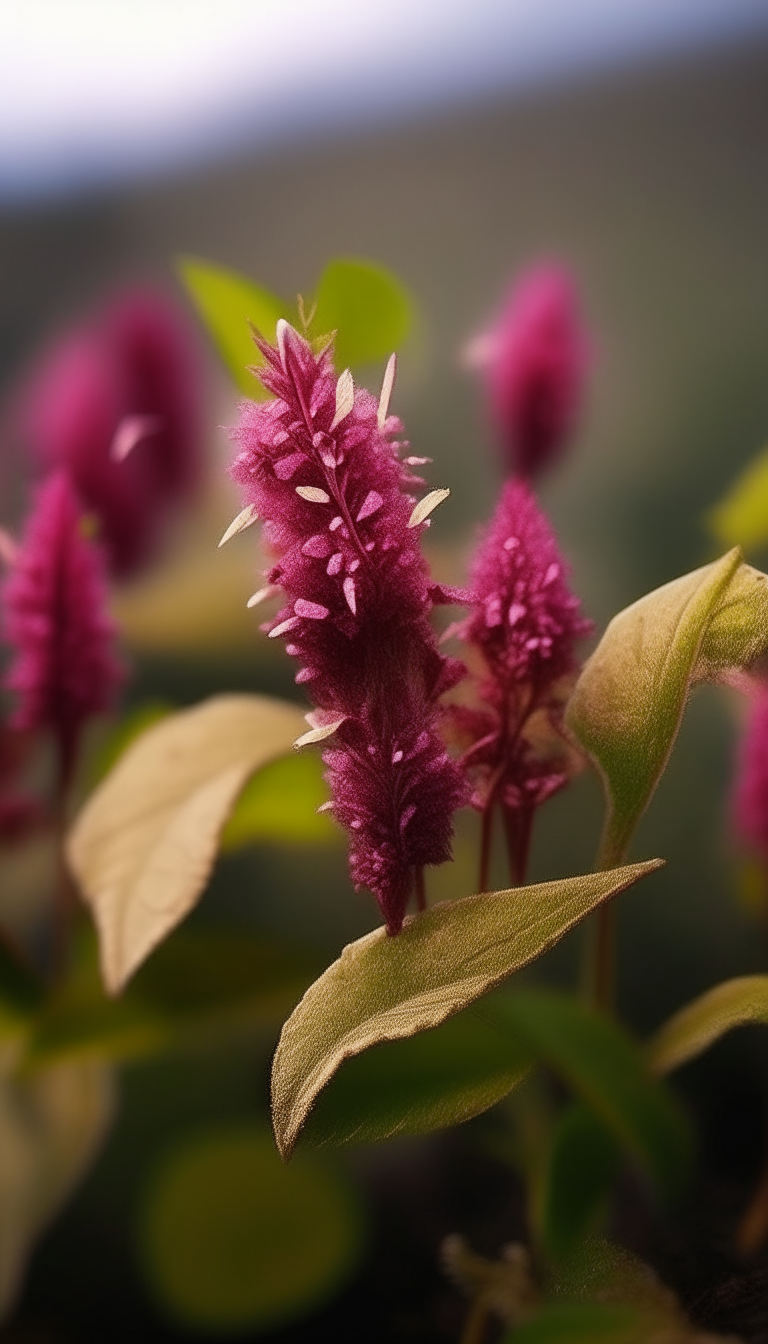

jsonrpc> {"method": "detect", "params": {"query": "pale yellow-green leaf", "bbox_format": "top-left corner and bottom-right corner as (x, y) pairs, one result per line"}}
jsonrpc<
(177, 257), (287, 398)
(68, 695), (306, 995)
(566, 550), (768, 865)
(271, 861), (661, 1159)
(0, 1051), (114, 1318)
(707, 444), (768, 551)
(648, 975), (768, 1076)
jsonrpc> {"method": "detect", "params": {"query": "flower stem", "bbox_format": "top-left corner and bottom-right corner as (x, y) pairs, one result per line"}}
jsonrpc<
(50, 737), (77, 982)
(459, 1299), (490, 1344)
(502, 803), (534, 888)
(479, 805), (494, 893)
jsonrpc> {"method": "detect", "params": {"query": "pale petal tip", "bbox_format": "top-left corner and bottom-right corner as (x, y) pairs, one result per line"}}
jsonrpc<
(218, 505), (258, 548)
(408, 488), (451, 529)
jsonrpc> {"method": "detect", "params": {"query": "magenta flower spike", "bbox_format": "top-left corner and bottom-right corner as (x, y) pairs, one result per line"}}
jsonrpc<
(470, 264), (588, 479)
(230, 323), (466, 933)
(732, 687), (768, 862)
(2, 472), (124, 787)
(450, 478), (591, 885)
(17, 288), (202, 577)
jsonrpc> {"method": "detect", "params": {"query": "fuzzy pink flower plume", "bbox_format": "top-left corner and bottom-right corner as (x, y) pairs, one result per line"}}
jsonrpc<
(470, 264), (588, 479)
(449, 478), (591, 883)
(230, 321), (466, 933)
(17, 289), (202, 577)
(3, 472), (123, 785)
(732, 687), (768, 862)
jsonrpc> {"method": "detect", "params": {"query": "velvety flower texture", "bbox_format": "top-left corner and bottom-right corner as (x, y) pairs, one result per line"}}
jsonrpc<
(230, 322), (466, 933)
(18, 289), (202, 577)
(473, 264), (587, 479)
(732, 687), (768, 860)
(450, 479), (590, 881)
(3, 472), (123, 784)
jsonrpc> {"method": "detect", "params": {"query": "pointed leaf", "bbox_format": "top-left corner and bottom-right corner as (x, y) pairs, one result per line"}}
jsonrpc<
(0, 1055), (114, 1319)
(271, 861), (661, 1158)
(648, 974), (768, 1076)
(68, 695), (306, 994)
(301, 1001), (531, 1150)
(177, 257), (287, 398)
(312, 257), (412, 369)
(708, 443), (768, 551)
(536, 1104), (620, 1263)
(566, 549), (768, 864)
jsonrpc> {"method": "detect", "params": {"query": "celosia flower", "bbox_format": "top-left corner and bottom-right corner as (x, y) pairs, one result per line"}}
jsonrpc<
(17, 288), (202, 577)
(2, 472), (124, 785)
(230, 322), (465, 933)
(449, 478), (590, 883)
(468, 264), (588, 479)
(732, 687), (768, 861)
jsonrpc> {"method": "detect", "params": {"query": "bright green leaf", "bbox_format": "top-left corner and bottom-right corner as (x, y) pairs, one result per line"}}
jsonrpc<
(708, 444), (768, 551)
(271, 861), (661, 1158)
(138, 1126), (364, 1332)
(221, 751), (339, 851)
(566, 549), (768, 865)
(648, 974), (768, 1076)
(68, 694), (306, 994)
(496, 991), (690, 1200)
(26, 930), (318, 1067)
(535, 1104), (620, 1263)
(177, 256), (288, 398)
(302, 1000), (531, 1149)
(312, 257), (413, 370)
(503, 1302), (642, 1344)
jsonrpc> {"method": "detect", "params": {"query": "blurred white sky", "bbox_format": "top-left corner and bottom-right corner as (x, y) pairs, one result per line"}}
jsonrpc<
(2, 0), (767, 200)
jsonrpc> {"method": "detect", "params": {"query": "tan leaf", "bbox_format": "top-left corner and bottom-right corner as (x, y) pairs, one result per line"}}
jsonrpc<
(68, 695), (305, 994)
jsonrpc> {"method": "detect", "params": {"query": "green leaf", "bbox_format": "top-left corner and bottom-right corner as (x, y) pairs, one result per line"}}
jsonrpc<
(496, 991), (690, 1200)
(221, 751), (339, 851)
(536, 1104), (620, 1263)
(177, 256), (287, 398)
(0, 1055), (114, 1318)
(566, 549), (768, 865)
(271, 861), (661, 1158)
(26, 930), (319, 1067)
(708, 444), (768, 551)
(302, 1000), (531, 1149)
(68, 694), (306, 994)
(311, 257), (413, 370)
(138, 1126), (364, 1332)
(647, 974), (768, 1076)
(503, 1302), (642, 1344)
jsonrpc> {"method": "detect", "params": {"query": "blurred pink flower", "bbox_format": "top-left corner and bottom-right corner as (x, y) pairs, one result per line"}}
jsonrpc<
(17, 289), (202, 577)
(2, 472), (124, 785)
(448, 479), (590, 882)
(231, 323), (465, 933)
(468, 264), (588, 479)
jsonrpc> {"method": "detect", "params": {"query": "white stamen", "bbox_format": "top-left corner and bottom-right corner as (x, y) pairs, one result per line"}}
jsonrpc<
(404, 456), (431, 466)
(294, 715), (347, 749)
(296, 485), (330, 504)
(392, 749), (404, 764)
(407, 488), (450, 528)
(343, 577), (357, 614)
(316, 801), (334, 813)
(110, 413), (162, 463)
(246, 585), (279, 608)
(218, 505), (258, 548)
(331, 368), (355, 430)
(276, 318), (291, 368)
(377, 352), (397, 428)
(269, 616), (300, 638)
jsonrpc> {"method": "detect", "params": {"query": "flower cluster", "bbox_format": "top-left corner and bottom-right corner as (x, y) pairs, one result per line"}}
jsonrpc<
(449, 479), (590, 882)
(469, 264), (588, 479)
(2, 472), (124, 786)
(17, 288), (202, 577)
(230, 322), (465, 932)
